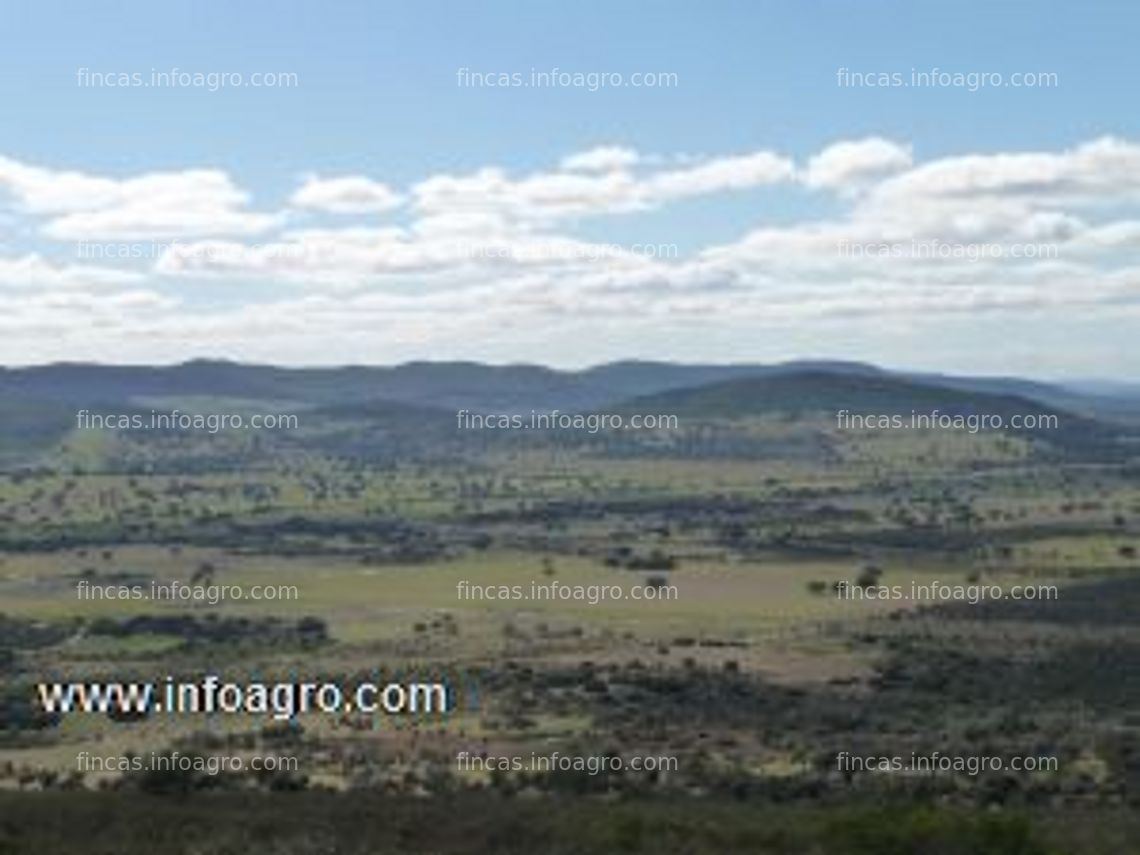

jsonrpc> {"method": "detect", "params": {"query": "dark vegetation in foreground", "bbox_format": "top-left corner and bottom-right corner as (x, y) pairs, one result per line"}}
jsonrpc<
(0, 791), (1135, 855)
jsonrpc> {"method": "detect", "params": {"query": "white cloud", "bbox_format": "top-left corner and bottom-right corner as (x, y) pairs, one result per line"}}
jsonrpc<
(44, 206), (281, 241)
(153, 135), (1140, 335)
(156, 223), (669, 286)
(412, 149), (794, 222)
(0, 156), (120, 214)
(560, 145), (641, 172)
(412, 166), (646, 221)
(644, 151), (795, 201)
(868, 136), (1140, 205)
(289, 174), (404, 214)
(0, 253), (143, 290)
(4, 136), (1140, 367)
(802, 137), (913, 191)
(0, 156), (280, 240)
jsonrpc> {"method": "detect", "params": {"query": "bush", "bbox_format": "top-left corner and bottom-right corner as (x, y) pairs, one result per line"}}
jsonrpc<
(855, 564), (883, 588)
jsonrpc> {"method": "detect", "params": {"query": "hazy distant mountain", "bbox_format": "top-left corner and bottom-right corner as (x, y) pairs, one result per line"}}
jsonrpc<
(1, 360), (1136, 465)
(612, 370), (1062, 418)
(0, 358), (1135, 424)
(609, 369), (1129, 453)
(900, 372), (1140, 422)
(0, 359), (805, 413)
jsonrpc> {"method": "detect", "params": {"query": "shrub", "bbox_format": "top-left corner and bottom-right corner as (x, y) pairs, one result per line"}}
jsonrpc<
(855, 564), (883, 588)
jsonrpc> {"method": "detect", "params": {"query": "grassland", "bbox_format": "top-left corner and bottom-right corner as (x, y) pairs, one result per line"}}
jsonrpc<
(0, 383), (1136, 852)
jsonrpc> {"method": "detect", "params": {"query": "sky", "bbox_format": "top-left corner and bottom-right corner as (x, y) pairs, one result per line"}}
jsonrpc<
(1, 0), (1138, 377)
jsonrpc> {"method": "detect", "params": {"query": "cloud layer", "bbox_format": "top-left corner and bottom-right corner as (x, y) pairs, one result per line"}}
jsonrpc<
(1, 136), (1138, 368)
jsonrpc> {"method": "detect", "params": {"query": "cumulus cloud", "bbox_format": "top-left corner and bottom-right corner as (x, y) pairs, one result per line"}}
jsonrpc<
(867, 136), (1140, 204)
(412, 166), (645, 221)
(0, 156), (120, 214)
(156, 223), (670, 286)
(412, 149), (794, 222)
(147, 136), (1140, 326)
(3, 136), (1140, 366)
(289, 174), (404, 214)
(0, 253), (143, 290)
(644, 151), (795, 201)
(560, 145), (641, 172)
(0, 156), (280, 239)
(802, 137), (913, 191)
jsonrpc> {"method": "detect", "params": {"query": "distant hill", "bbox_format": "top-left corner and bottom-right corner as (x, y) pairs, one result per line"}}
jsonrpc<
(0, 396), (85, 455)
(900, 372), (1140, 423)
(1, 360), (1135, 466)
(612, 369), (1065, 418)
(0, 357), (1134, 423)
(0, 359), (827, 413)
(608, 369), (1123, 453)
(576, 359), (883, 404)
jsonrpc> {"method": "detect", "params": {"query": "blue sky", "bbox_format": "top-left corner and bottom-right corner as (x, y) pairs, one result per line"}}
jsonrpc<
(1, 0), (1138, 376)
